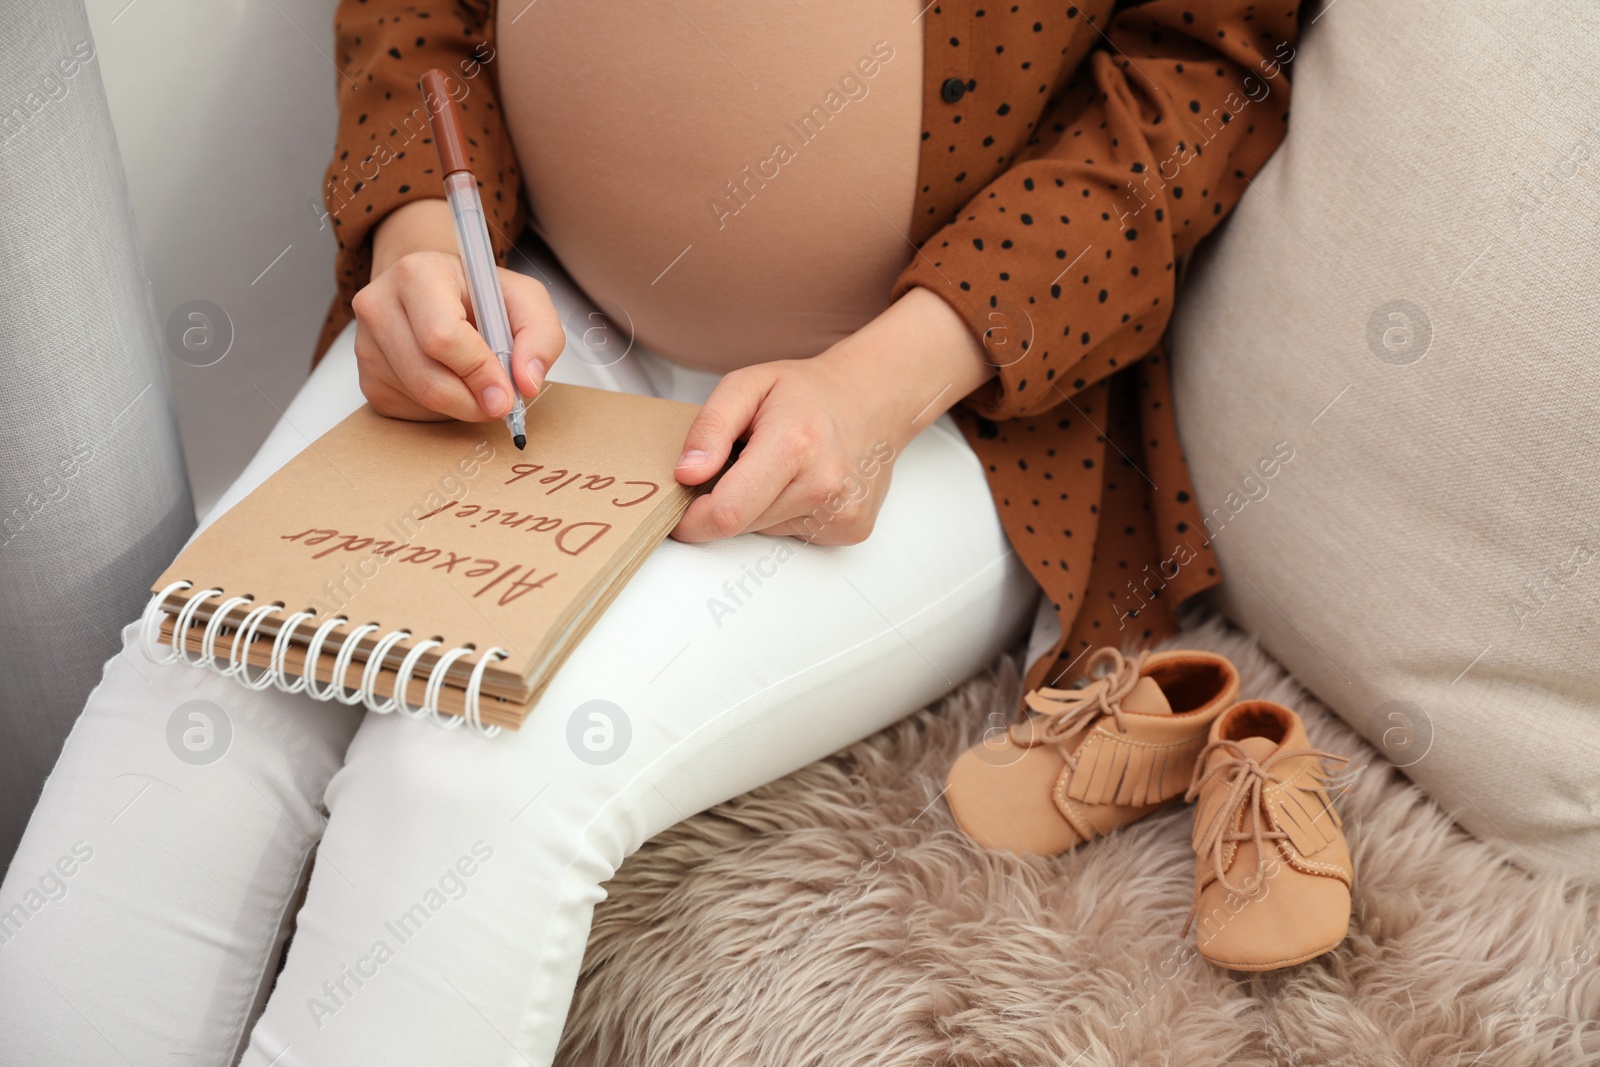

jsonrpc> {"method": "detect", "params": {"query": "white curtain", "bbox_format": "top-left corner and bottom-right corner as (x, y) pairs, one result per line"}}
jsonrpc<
(0, 0), (193, 875)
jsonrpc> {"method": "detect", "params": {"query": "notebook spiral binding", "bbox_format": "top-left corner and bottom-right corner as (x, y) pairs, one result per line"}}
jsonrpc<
(140, 580), (504, 737)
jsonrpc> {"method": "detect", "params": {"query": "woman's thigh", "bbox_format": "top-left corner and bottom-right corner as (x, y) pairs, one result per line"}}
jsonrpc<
(0, 258), (756, 1065)
(242, 393), (1038, 1065)
(0, 625), (363, 1067)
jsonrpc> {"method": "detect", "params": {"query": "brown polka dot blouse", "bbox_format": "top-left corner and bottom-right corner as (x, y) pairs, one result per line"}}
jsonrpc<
(316, 0), (1302, 696)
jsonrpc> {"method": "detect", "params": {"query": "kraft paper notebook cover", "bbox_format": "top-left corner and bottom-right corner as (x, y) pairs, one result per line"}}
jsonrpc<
(144, 383), (698, 731)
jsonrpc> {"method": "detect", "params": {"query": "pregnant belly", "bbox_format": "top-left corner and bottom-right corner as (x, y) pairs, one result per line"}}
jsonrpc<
(496, 1), (923, 371)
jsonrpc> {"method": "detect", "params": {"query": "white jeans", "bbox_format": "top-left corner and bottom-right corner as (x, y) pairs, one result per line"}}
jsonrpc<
(0, 259), (1036, 1066)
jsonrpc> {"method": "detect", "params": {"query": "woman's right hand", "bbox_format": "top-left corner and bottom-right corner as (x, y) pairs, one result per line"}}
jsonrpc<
(351, 198), (566, 423)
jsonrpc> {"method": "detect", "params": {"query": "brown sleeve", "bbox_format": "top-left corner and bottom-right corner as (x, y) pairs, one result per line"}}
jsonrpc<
(893, 0), (1299, 420)
(313, 0), (525, 360)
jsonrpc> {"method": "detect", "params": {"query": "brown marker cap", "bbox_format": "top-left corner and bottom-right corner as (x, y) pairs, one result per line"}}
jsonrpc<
(419, 68), (471, 176)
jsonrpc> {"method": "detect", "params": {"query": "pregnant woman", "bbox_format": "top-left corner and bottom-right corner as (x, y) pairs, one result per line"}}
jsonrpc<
(0, 1), (1299, 1063)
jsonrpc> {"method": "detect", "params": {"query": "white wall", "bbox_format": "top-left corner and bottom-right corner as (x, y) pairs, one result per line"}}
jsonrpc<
(85, 0), (341, 516)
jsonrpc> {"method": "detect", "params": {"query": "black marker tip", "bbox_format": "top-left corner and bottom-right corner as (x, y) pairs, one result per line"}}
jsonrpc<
(513, 433), (526, 451)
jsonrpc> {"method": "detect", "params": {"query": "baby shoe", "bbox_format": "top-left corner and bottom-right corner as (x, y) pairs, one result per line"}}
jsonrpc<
(1184, 700), (1353, 971)
(946, 647), (1239, 855)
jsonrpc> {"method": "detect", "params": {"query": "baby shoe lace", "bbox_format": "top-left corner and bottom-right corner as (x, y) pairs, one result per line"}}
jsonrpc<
(1011, 648), (1148, 771)
(1182, 739), (1348, 933)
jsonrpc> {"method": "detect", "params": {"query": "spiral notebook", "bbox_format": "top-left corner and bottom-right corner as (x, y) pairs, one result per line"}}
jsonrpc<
(142, 383), (699, 733)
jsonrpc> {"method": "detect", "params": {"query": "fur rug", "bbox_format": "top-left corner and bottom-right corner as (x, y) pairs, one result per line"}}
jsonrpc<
(556, 617), (1600, 1066)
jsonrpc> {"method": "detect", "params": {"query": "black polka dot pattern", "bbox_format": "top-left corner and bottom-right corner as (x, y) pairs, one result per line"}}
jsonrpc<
(314, 0), (1302, 699)
(895, 0), (1301, 692)
(314, 0), (525, 359)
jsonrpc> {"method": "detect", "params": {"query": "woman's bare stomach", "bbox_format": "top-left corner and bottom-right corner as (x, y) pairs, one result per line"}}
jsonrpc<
(496, 1), (923, 372)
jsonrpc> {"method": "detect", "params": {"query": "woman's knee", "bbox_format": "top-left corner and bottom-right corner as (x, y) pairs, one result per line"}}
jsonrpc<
(328, 716), (573, 835)
(327, 719), (475, 820)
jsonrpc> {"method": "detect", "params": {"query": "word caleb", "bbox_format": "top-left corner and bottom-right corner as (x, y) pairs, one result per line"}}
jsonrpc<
(504, 463), (660, 507)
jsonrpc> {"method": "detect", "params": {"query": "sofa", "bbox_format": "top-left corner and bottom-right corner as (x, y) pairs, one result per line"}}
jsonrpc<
(2, 0), (1596, 1062)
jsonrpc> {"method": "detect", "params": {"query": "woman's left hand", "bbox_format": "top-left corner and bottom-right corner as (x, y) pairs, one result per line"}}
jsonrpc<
(671, 287), (996, 546)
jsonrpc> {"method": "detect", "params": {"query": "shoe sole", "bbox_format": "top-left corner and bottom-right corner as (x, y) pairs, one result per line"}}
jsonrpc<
(948, 793), (1187, 857)
(1199, 936), (1344, 972)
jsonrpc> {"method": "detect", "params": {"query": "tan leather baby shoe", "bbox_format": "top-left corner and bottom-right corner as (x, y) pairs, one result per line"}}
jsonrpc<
(1185, 700), (1353, 971)
(946, 647), (1240, 855)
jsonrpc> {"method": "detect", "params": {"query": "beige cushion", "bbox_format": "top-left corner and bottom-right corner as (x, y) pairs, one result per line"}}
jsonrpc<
(1171, 0), (1600, 879)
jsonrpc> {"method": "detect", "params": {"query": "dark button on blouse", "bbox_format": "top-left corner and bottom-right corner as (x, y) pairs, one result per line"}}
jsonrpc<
(941, 77), (967, 103)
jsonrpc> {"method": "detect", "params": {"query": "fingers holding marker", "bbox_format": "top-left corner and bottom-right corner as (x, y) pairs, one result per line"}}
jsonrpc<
(381, 320), (487, 423)
(501, 267), (565, 399)
(395, 257), (515, 420)
(353, 240), (567, 427)
(354, 273), (482, 422)
(353, 327), (446, 422)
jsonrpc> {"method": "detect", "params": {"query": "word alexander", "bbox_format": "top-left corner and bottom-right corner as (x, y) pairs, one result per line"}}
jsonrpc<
(285, 524), (604, 613)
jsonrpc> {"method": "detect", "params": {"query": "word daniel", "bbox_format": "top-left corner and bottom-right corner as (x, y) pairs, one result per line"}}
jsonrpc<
(706, 441), (895, 628)
(1116, 40), (1295, 231)
(307, 841), (494, 1029)
(298, 454), (670, 616)
(709, 41), (896, 230)
(1114, 440), (1294, 629)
